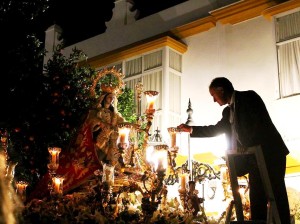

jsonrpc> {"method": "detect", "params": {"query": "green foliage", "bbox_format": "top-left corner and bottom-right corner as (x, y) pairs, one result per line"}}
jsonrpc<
(2, 34), (48, 186)
(100, 73), (120, 87)
(41, 45), (96, 147)
(117, 87), (137, 123)
(6, 45), (97, 188)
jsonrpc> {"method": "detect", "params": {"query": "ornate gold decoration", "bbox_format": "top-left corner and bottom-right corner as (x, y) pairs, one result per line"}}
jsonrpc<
(135, 81), (143, 117)
(90, 67), (125, 97)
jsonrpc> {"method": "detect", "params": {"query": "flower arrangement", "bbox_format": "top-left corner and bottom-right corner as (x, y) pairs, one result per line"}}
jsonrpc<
(20, 188), (223, 224)
(19, 167), (211, 224)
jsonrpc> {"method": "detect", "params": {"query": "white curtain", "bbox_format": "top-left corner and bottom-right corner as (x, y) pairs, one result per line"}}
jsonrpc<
(169, 72), (181, 128)
(276, 10), (300, 97)
(169, 50), (182, 72)
(278, 40), (300, 97)
(125, 77), (142, 114)
(169, 72), (181, 114)
(125, 57), (142, 77)
(276, 11), (300, 42)
(144, 50), (162, 70)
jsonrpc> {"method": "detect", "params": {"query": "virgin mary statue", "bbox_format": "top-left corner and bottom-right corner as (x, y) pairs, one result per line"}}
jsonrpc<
(29, 68), (126, 199)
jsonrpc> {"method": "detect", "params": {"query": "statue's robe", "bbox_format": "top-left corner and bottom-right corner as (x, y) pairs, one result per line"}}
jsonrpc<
(28, 121), (102, 200)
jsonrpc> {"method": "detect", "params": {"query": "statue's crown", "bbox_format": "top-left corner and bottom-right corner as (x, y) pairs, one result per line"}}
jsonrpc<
(90, 67), (125, 97)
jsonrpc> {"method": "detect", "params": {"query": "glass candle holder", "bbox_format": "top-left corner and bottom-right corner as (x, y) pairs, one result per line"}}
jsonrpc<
(16, 181), (28, 202)
(52, 175), (64, 196)
(144, 90), (159, 111)
(117, 123), (132, 146)
(102, 163), (115, 187)
(167, 127), (179, 148)
(153, 144), (168, 172)
(48, 147), (61, 165)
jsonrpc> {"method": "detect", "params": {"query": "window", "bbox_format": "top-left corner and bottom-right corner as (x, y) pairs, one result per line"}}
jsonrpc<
(125, 57), (142, 77)
(276, 10), (300, 98)
(169, 50), (182, 72)
(123, 48), (183, 135)
(144, 50), (162, 71)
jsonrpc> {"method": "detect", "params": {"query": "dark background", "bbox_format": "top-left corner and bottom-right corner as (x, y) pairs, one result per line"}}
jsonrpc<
(43, 0), (187, 46)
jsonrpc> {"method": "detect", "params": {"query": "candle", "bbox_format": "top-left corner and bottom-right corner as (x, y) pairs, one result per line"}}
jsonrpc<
(157, 157), (164, 171)
(52, 151), (57, 164)
(48, 147), (61, 165)
(52, 176), (64, 195)
(153, 145), (168, 172)
(148, 100), (155, 110)
(171, 133), (176, 148)
(119, 133), (126, 144)
(180, 173), (187, 190)
(168, 127), (178, 148)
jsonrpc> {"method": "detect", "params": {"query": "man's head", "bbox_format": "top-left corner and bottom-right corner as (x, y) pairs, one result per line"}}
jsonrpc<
(209, 77), (234, 106)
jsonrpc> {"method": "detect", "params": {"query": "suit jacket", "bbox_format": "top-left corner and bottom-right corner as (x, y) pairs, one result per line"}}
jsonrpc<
(191, 90), (289, 157)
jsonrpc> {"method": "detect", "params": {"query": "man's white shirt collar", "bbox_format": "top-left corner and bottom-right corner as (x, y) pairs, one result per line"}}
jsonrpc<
(230, 91), (236, 106)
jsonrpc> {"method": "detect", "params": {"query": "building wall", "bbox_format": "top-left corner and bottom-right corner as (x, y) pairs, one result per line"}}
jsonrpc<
(181, 16), (278, 125)
(178, 16), (300, 217)
(181, 13), (300, 165)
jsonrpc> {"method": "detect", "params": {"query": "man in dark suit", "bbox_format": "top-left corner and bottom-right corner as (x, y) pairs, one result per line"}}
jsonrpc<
(178, 77), (290, 223)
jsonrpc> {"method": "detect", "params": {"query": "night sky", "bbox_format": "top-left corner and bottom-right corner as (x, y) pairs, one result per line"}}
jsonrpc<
(44, 0), (187, 46)
(47, 0), (115, 46)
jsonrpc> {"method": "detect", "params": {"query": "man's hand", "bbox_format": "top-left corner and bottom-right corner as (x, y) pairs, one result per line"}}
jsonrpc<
(177, 124), (193, 133)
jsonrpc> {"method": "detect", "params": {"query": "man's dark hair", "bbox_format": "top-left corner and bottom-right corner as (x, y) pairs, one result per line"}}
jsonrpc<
(209, 77), (234, 94)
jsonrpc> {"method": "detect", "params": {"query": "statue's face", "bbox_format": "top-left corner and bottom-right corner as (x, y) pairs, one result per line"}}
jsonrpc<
(105, 93), (115, 105)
